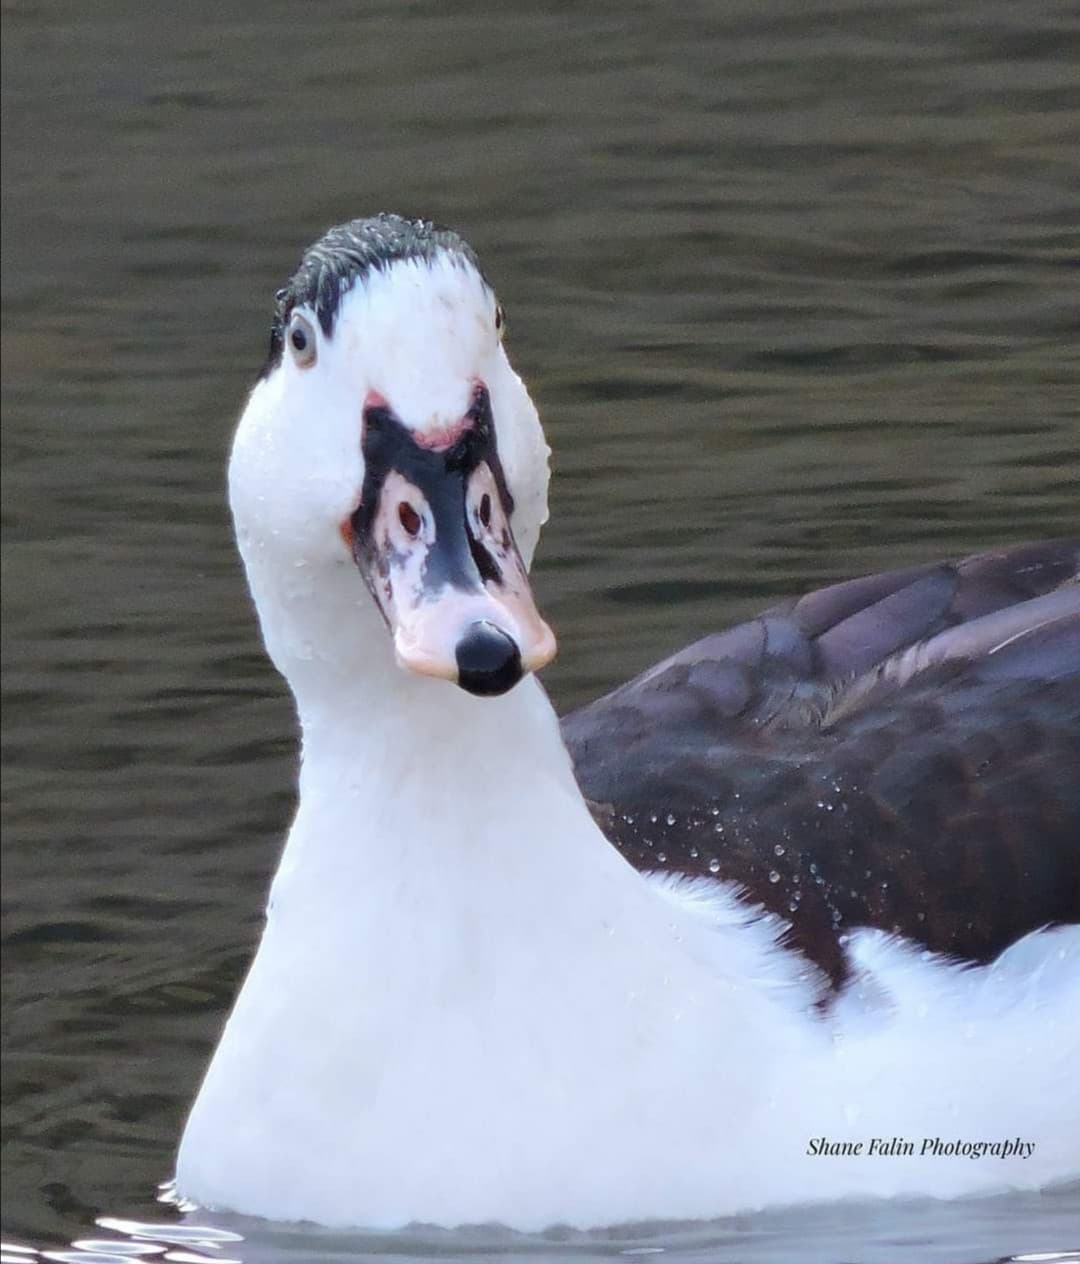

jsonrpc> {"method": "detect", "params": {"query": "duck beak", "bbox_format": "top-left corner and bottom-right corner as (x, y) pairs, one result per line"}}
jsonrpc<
(349, 398), (556, 697)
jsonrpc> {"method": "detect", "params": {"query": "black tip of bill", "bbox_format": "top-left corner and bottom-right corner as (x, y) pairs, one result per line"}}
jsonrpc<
(455, 621), (524, 696)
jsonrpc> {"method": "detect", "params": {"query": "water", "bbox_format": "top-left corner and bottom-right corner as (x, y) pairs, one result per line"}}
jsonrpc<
(4, 1198), (1080, 1264)
(2, 0), (1078, 1258)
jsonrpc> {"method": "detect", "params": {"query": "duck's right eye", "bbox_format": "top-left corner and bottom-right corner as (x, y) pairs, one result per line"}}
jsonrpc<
(288, 314), (318, 369)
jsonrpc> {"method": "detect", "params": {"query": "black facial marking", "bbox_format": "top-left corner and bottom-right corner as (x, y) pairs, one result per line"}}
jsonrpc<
(350, 387), (514, 597)
(468, 523), (502, 586)
(261, 214), (491, 379)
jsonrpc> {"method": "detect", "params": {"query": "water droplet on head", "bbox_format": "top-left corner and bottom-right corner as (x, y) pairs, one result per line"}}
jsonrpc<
(768, 869), (781, 884)
(665, 812), (676, 826)
(708, 857), (721, 874)
(656, 851), (667, 863)
(773, 843), (785, 857)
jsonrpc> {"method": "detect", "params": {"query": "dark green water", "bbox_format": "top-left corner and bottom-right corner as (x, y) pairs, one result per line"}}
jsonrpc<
(2, 1), (1078, 1259)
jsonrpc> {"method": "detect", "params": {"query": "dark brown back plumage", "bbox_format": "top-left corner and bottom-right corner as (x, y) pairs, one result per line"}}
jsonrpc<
(562, 541), (1080, 988)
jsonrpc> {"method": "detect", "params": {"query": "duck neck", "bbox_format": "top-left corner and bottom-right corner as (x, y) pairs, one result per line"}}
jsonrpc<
(273, 658), (628, 917)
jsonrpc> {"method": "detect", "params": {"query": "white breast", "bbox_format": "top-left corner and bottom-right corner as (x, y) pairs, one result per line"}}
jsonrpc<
(175, 663), (1080, 1229)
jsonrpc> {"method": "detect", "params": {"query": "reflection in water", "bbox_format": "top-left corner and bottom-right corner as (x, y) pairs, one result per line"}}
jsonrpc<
(5, 1218), (242, 1264)
(4, 1204), (1080, 1264)
(2, 1187), (244, 1264)
(2, 0), (1079, 1258)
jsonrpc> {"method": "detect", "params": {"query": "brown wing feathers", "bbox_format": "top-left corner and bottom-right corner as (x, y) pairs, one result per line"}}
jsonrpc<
(563, 541), (1080, 988)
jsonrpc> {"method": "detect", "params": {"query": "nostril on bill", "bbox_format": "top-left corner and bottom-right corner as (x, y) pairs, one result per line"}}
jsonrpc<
(455, 621), (523, 696)
(398, 502), (422, 536)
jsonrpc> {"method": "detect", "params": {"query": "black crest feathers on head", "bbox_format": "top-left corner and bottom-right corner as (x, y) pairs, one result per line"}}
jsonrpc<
(261, 214), (486, 378)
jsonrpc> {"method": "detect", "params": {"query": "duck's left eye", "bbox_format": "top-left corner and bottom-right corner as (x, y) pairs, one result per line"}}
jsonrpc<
(289, 314), (317, 369)
(494, 304), (506, 341)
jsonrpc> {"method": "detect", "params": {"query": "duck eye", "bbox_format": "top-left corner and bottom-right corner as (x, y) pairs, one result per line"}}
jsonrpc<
(494, 304), (506, 341)
(479, 493), (492, 529)
(288, 314), (317, 368)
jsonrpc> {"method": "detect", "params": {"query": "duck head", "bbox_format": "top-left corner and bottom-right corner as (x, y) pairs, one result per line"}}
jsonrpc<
(229, 215), (556, 700)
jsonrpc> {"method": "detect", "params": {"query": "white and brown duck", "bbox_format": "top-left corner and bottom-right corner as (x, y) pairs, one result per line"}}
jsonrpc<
(176, 214), (1080, 1230)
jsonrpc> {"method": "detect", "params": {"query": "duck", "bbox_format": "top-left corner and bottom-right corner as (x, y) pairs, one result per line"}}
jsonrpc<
(175, 213), (1080, 1232)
